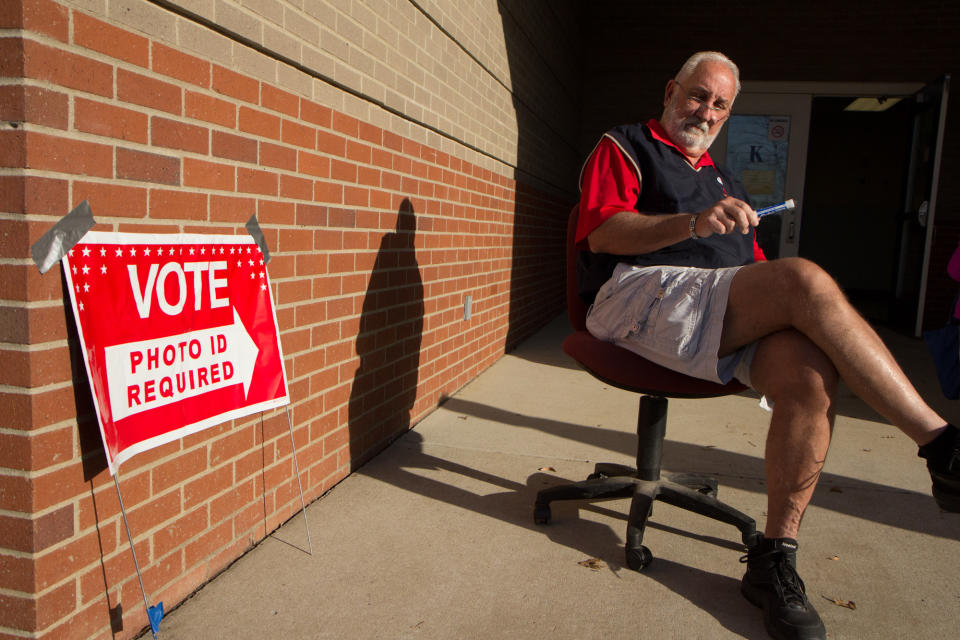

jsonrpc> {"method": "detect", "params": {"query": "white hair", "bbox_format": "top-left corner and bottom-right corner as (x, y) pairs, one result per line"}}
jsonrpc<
(676, 51), (741, 96)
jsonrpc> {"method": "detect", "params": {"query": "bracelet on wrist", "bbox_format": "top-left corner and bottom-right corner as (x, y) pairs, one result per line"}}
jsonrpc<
(689, 214), (699, 240)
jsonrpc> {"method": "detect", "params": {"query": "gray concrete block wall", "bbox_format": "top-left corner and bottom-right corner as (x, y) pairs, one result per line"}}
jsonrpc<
(61, 0), (582, 191)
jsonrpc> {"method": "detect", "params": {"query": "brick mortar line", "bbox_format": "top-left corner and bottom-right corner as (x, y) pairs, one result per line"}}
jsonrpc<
(0, 547), (31, 560)
(0, 339), (68, 352)
(0, 299), (69, 310)
(0, 506), (44, 520)
(0, 380), (74, 394)
(0, 419), (77, 436)
(0, 585), (34, 599)
(0, 256), (36, 266)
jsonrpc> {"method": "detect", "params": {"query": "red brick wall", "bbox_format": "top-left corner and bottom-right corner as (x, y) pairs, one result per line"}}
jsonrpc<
(0, 1), (573, 637)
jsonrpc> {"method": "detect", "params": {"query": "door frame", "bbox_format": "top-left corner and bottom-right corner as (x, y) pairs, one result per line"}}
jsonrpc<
(713, 81), (946, 332)
(911, 76), (950, 336)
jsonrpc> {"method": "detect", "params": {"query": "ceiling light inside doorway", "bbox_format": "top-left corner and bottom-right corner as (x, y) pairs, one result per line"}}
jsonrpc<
(844, 97), (902, 112)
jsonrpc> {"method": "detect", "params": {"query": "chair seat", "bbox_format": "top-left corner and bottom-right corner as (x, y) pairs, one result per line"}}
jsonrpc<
(562, 330), (747, 398)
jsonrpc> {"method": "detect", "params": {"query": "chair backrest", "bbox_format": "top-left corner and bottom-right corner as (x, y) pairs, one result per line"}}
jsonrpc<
(566, 205), (589, 332)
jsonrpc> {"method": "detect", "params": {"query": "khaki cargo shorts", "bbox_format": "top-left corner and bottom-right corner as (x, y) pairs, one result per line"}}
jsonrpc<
(585, 263), (758, 387)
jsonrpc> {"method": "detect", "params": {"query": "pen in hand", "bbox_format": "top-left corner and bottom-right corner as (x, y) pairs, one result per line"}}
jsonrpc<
(756, 199), (795, 218)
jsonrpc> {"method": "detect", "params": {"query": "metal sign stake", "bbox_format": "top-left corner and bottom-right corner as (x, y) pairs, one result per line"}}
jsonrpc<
(284, 406), (313, 555)
(114, 472), (164, 638)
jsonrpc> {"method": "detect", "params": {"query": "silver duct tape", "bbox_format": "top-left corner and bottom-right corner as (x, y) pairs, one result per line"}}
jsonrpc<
(31, 200), (96, 274)
(245, 214), (271, 264)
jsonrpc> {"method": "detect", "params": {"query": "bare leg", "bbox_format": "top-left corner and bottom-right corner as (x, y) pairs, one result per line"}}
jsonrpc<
(750, 329), (837, 539)
(721, 258), (946, 446)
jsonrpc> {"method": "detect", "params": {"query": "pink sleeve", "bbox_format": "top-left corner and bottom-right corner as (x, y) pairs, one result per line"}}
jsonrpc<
(948, 241), (960, 281)
(576, 137), (639, 250)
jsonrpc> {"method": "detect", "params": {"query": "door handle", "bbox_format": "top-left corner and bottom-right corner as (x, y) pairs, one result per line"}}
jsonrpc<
(918, 200), (929, 227)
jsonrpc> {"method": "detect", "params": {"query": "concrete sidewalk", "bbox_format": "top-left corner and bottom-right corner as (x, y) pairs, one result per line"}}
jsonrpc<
(156, 314), (960, 639)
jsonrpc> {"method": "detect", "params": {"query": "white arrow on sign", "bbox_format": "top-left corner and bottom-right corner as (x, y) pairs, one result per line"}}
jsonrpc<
(104, 308), (260, 422)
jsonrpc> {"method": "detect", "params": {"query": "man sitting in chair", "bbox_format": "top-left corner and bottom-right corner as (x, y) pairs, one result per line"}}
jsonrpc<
(577, 50), (960, 640)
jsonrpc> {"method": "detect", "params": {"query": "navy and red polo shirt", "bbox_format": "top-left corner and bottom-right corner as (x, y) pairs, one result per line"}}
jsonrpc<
(576, 119), (764, 304)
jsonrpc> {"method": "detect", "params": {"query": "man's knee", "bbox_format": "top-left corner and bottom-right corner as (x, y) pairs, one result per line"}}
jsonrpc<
(752, 329), (839, 406)
(734, 257), (845, 316)
(769, 257), (847, 314)
(776, 257), (841, 295)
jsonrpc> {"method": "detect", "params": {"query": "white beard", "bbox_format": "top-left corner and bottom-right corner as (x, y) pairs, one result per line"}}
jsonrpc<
(672, 118), (718, 155)
(662, 94), (720, 156)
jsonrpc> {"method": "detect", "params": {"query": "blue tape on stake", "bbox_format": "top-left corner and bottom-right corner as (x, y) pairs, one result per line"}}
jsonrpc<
(756, 198), (796, 218)
(147, 602), (164, 636)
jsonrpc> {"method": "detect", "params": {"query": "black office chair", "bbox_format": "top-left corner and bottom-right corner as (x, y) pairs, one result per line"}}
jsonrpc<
(534, 205), (760, 570)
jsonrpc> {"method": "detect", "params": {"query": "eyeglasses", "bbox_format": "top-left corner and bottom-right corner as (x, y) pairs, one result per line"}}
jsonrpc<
(675, 82), (731, 118)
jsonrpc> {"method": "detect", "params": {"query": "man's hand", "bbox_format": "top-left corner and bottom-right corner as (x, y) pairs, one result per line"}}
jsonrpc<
(587, 197), (758, 255)
(693, 197), (758, 238)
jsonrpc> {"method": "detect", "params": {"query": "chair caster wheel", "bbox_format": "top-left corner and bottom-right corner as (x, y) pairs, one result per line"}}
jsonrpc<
(742, 530), (763, 548)
(534, 503), (551, 525)
(626, 546), (653, 571)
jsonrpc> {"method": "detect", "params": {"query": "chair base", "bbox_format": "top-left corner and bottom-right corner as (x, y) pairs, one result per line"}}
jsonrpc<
(534, 462), (760, 570)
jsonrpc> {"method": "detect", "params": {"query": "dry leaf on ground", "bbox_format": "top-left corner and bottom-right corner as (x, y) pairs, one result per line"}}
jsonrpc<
(578, 557), (606, 571)
(821, 595), (856, 610)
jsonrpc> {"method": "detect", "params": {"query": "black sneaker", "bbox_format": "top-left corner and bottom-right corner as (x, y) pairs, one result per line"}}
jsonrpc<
(740, 537), (826, 640)
(919, 424), (960, 512)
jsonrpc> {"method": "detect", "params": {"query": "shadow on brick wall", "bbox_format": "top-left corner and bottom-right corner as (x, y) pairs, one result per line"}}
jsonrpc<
(348, 198), (424, 468)
(60, 271), (109, 482)
(61, 274), (125, 634)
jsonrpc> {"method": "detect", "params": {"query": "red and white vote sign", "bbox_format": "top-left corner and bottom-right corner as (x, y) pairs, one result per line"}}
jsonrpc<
(62, 231), (289, 473)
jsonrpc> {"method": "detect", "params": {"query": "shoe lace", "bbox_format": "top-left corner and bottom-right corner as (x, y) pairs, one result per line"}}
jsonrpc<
(949, 443), (960, 473)
(939, 428), (960, 472)
(740, 550), (809, 608)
